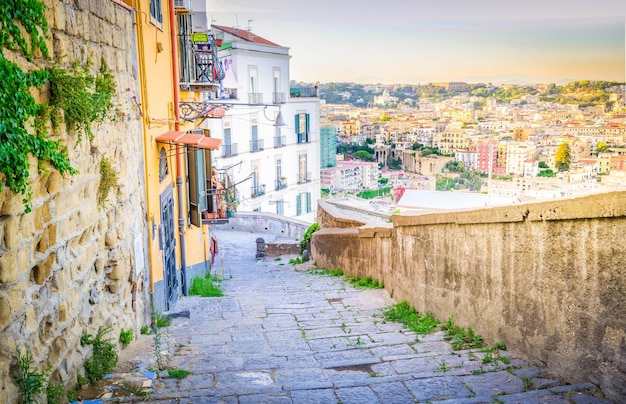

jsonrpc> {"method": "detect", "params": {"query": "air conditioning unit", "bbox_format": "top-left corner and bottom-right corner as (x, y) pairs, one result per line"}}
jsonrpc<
(174, 0), (192, 13)
(191, 11), (209, 32)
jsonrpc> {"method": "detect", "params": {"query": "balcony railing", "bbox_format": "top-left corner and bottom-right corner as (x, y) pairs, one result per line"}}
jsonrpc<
(251, 184), (266, 198)
(297, 172), (312, 184)
(290, 87), (318, 98)
(177, 23), (221, 91)
(248, 93), (263, 104)
(272, 92), (287, 104)
(250, 139), (264, 152)
(202, 177), (238, 223)
(221, 143), (238, 157)
(274, 136), (286, 148)
(275, 179), (288, 190)
(297, 132), (310, 144)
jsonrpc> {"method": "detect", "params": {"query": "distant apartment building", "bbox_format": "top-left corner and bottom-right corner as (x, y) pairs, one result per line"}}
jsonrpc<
(320, 161), (379, 191)
(506, 143), (537, 176)
(205, 25), (320, 222)
(455, 150), (477, 171)
(431, 82), (469, 92)
(320, 126), (338, 168)
(473, 141), (498, 174)
(434, 130), (470, 154)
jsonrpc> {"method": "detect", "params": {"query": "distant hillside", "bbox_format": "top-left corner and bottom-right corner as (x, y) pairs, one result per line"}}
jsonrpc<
(317, 81), (625, 107)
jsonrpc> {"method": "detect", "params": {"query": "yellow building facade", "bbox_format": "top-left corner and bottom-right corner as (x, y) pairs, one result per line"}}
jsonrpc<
(123, 0), (221, 311)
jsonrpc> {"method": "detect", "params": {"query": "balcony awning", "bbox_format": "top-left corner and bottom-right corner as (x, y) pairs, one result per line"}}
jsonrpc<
(155, 131), (221, 150)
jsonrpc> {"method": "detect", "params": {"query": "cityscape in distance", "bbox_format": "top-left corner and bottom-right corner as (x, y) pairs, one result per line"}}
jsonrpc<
(302, 79), (625, 214)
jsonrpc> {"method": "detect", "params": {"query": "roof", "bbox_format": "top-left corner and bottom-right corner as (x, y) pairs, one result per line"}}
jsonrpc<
(211, 25), (281, 47)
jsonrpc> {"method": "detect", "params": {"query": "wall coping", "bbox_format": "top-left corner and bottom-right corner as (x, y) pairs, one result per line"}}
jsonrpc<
(393, 191), (626, 227)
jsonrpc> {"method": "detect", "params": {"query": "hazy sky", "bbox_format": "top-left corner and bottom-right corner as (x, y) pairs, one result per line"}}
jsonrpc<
(206, 0), (626, 84)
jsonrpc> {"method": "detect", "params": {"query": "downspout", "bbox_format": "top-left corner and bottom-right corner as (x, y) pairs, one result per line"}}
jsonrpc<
(168, 0), (188, 296)
(132, 1), (155, 294)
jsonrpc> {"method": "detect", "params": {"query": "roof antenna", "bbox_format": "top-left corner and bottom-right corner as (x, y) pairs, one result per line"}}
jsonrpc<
(247, 19), (254, 32)
(234, 14), (239, 31)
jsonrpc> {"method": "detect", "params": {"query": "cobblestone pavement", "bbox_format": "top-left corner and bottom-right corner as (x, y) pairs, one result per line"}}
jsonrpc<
(124, 230), (611, 403)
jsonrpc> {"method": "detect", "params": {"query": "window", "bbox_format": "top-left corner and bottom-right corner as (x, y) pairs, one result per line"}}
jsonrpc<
(296, 113), (310, 143)
(187, 147), (210, 227)
(276, 199), (284, 216)
(298, 153), (308, 183)
(296, 192), (311, 215)
(149, 0), (163, 26)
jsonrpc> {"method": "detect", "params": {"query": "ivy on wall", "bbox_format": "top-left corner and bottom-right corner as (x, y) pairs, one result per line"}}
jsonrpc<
(0, 1), (118, 212)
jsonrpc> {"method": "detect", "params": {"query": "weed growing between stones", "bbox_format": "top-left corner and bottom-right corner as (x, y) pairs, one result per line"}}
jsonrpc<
(441, 317), (484, 350)
(521, 376), (534, 391)
(46, 382), (65, 404)
(188, 272), (224, 297)
(347, 275), (384, 289)
(120, 328), (134, 347)
(152, 311), (171, 328)
(13, 346), (51, 404)
(382, 301), (440, 334)
(81, 326), (119, 384)
(435, 359), (449, 372)
(141, 325), (151, 335)
(168, 368), (191, 379)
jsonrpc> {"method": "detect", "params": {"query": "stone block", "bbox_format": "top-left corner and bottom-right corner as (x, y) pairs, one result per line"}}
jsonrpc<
(0, 250), (18, 283)
(0, 191), (27, 216)
(20, 211), (36, 240)
(24, 305), (37, 333)
(4, 216), (21, 249)
(46, 223), (59, 249)
(17, 245), (33, 278)
(107, 279), (121, 294)
(108, 264), (126, 281)
(32, 254), (55, 285)
(58, 301), (68, 323)
(0, 296), (11, 328)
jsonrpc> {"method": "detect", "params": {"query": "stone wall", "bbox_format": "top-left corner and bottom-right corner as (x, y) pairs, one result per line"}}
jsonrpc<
(312, 191), (626, 402)
(0, 1), (148, 402)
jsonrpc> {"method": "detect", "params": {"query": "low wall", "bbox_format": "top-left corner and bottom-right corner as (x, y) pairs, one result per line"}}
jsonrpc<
(219, 212), (311, 240)
(312, 191), (626, 402)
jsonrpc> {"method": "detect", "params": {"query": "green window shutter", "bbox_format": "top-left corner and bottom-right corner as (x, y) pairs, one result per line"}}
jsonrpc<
(295, 114), (300, 134)
(296, 194), (302, 215)
(306, 192), (311, 212)
(306, 113), (310, 134)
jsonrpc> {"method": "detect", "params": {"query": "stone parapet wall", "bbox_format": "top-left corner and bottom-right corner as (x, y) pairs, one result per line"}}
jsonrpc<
(312, 191), (626, 403)
(0, 1), (147, 402)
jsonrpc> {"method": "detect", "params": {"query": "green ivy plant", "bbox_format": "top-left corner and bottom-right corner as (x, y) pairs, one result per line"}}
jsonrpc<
(49, 58), (117, 142)
(97, 155), (119, 208)
(0, 0), (77, 212)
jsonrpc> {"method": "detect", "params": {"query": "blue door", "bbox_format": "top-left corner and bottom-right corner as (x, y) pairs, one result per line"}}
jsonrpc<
(161, 186), (177, 310)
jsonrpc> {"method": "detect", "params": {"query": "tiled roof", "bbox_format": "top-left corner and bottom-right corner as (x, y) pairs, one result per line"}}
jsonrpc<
(212, 25), (280, 46)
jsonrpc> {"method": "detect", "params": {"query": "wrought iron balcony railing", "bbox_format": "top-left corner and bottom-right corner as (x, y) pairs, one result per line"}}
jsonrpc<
(297, 132), (310, 144)
(251, 184), (266, 198)
(250, 139), (264, 152)
(222, 143), (238, 157)
(290, 87), (318, 98)
(248, 93), (263, 104)
(298, 172), (312, 184)
(275, 179), (288, 190)
(272, 92), (287, 104)
(274, 136), (286, 148)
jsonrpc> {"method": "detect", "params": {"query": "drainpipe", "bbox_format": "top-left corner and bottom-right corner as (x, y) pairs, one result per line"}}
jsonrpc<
(168, 0), (188, 296)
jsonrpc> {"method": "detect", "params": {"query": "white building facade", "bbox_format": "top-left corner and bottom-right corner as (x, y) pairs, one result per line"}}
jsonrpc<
(205, 25), (320, 223)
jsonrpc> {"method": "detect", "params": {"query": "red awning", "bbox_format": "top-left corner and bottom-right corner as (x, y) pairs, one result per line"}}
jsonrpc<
(155, 131), (221, 150)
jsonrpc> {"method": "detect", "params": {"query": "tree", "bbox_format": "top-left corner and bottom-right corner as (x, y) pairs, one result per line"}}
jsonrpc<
(354, 150), (373, 161)
(555, 142), (571, 172)
(596, 141), (610, 154)
(538, 161), (549, 169)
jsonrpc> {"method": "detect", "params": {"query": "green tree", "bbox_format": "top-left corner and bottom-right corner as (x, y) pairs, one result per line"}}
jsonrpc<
(538, 161), (549, 169)
(596, 141), (610, 154)
(555, 142), (571, 172)
(354, 150), (373, 161)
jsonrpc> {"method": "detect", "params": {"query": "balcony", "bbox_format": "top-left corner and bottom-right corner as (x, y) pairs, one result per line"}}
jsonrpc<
(177, 28), (221, 92)
(274, 136), (286, 148)
(297, 132), (310, 144)
(250, 139), (264, 153)
(290, 87), (318, 98)
(202, 175), (238, 224)
(298, 172), (312, 184)
(275, 178), (288, 190)
(251, 184), (266, 198)
(222, 143), (238, 157)
(272, 92), (287, 104)
(248, 93), (263, 104)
